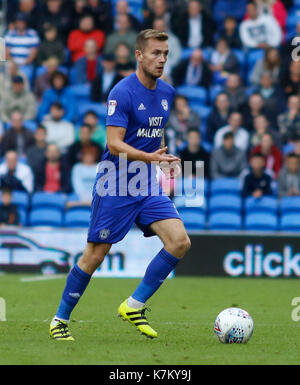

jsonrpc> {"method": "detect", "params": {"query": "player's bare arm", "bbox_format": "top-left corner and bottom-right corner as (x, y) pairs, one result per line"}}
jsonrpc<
(107, 125), (180, 164)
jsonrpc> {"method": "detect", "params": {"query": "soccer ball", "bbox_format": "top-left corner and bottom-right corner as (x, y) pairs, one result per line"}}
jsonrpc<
(214, 307), (254, 344)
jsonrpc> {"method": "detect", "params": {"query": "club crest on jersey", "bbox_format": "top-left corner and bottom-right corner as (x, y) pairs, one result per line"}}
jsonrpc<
(108, 100), (117, 116)
(161, 99), (168, 111)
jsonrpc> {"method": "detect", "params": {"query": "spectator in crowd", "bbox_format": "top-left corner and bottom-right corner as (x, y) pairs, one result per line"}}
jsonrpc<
(17, 0), (41, 31)
(239, 1), (282, 49)
(82, 111), (107, 149)
(216, 16), (242, 49)
(210, 131), (247, 179)
(207, 92), (232, 143)
(0, 60), (30, 95)
(278, 95), (300, 144)
(0, 150), (34, 193)
(114, 42), (132, 66)
(223, 73), (247, 113)
(71, 147), (98, 202)
(214, 111), (249, 151)
(34, 56), (60, 102)
(67, 123), (103, 167)
(171, 48), (212, 88)
(1, 75), (37, 123)
(5, 12), (40, 66)
(250, 131), (283, 178)
(2, 75), (36, 122)
(250, 114), (281, 148)
(26, 125), (47, 176)
(38, 0), (72, 43)
(0, 187), (20, 227)
(34, 56), (59, 102)
(278, 152), (300, 197)
(90, 53), (120, 102)
(115, 62), (136, 81)
(1, 110), (35, 157)
(70, 0), (92, 30)
(209, 38), (240, 84)
(172, 0), (215, 48)
(67, 13), (105, 63)
(42, 102), (75, 153)
(167, 94), (201, 147)
(280, 61), (300, 99)
(255, 71), (286, 124)
(38, 71), (77, 122)
(34, 143), (71, 193)
(179, 128), (210, 178)
(144, 0), (172, 31)
(241, 152), (273, 197)
(103, 14), (138, 63)
(250, 47), (281, 87)
(243, 92), (266, 132)
(114, 0), (142, 32)
(72, 38), (102, 84)
(249, 0), (287, 36)
(152, 17), (182, 79)
(87, 0), (113, 35)
(36, 24), (65, 66)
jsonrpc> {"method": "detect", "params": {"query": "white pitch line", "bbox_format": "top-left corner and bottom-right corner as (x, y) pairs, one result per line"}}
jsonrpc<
(20, 274), (66, 282)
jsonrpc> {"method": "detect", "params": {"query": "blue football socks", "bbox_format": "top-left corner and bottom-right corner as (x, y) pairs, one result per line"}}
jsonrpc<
(55, 264), (91, 321)
(131, 248), (180, 304)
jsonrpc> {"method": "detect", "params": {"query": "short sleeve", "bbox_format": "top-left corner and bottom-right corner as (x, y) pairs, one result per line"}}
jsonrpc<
(106, 86), (131, 129)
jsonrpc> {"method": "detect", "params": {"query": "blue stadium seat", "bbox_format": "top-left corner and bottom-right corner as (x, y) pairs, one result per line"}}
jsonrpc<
(209, 211), (242, 230)
(11, 191), (30, 210)
(181, 48), (194, 60)
(244, 196), (278, 215)
(77, 102), (107, 124)
(209, 194), (242, 214)
(18, 208), (28, 226)
(66, 193), (80, 203)
(280, 213), (300, 232)
(177, 208), (206, 230)
(23, 120), (38, 132)
(31, 192), (66, 211)
(209, 84), (224, 103)
(246, 49), (265, 77)
(279, 196), (300, 214)
(286, 9), (300, 35)
(244, 213), (278, 231)
(64, 207), (91, 227)
(210, 178), (240, 196)
(176, 86), (208, 105)
(29, 208), (63, 227)
(180, 177), (207, 199)
(69, 84), (91, 103)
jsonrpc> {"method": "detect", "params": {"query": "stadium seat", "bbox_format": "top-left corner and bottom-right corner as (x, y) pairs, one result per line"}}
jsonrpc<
(246, 49), (265, 79)
(210, 178), (241, 196)
(244, 196), (278, 215)
(69, 84), (91, 103)
(18, 208), (28, 226)
(177, 207), (206, 230)
(23, 120), (38, 132)
(279, 196), (300, 214)
(31, 192), (66, 211)
(244, 213), (278, 231)
(64, 207), (91, 227)
(280, 213), (300, 232)
(181, 48), (194, 60)
(176, 86), (208, 105)
(209, 194), (242, 214)
(77, 102), (107, 124)
(208, 211), (242, 230)
(11, 191), (30, 210)
(29, 208), (63, 227)
(286, 9), (300, 35)
(209, 84), (224, 103)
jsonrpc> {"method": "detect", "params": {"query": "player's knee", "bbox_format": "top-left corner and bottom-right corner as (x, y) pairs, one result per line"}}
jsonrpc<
(166, 235), (191, 258)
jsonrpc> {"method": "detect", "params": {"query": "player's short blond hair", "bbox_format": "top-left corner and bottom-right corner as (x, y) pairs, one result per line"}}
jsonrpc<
(136, 29), (168, 52)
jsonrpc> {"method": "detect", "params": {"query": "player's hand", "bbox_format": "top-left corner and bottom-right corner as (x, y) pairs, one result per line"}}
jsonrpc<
(148, 147), (180, 163)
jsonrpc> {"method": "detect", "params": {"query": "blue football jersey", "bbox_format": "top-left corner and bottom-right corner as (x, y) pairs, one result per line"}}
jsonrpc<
(98, 73), (175, 196)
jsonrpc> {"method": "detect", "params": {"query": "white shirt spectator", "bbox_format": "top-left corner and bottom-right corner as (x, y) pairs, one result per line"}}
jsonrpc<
(0, 161), (34, 193)
(43, 118), (75, 153)
(214, 124), (250, 151)
(239, 14), (282, 48)
(188, 15), (203, 48)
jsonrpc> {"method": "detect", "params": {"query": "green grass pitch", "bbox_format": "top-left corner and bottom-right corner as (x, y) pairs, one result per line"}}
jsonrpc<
(0, 274), (300, 365)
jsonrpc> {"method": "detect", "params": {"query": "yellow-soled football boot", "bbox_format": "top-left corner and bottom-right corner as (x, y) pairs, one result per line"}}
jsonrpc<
(49, 318), (75, 341)
(118, 299), (158, 339)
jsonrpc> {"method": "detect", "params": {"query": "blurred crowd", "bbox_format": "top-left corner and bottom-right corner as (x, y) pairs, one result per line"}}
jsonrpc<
(0, 0), (300, 226)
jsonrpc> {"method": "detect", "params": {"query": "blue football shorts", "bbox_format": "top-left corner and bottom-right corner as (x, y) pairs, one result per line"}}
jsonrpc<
(87, 179), (182, 244)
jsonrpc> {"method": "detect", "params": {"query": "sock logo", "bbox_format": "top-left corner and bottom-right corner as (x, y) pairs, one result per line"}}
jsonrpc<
(69, 292), (81, 299)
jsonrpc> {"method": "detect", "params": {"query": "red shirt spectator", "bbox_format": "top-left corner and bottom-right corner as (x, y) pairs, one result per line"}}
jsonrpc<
(67, 14), (105, 62)
(44, 162), (60, 192)
(250, 132), (283, 178)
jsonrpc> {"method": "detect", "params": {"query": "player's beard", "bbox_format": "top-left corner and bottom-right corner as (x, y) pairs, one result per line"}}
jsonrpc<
(142, 63), (164, 81)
